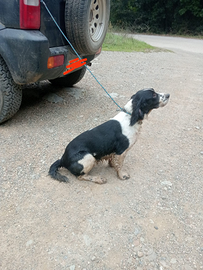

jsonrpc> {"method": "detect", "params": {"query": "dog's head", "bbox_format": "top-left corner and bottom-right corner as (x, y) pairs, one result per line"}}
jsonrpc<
(124, 88), (170, 126)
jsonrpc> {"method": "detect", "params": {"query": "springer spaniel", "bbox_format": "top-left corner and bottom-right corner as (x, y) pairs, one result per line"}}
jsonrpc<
(49, 88), (170, 184)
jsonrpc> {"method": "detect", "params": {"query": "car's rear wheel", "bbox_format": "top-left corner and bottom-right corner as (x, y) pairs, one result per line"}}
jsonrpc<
(65, 0), (110, 55)
(0, 56), (22, 124)
(50, 67), (86, 87)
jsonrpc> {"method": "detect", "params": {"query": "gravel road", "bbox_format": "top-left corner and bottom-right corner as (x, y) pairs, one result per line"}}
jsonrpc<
(1, 39), (203, 270)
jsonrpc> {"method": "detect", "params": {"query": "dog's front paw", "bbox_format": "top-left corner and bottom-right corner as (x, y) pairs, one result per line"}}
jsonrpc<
(95, 177), (107, 184)
(118, 171), (130, 180)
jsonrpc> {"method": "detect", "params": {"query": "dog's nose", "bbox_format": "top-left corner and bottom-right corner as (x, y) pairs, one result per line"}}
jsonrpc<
(166, 94), (170, 99)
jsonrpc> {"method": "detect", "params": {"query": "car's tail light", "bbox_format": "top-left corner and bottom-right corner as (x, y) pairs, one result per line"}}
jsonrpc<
(20, 0), (40, 29)
(47, 55), (65, 69)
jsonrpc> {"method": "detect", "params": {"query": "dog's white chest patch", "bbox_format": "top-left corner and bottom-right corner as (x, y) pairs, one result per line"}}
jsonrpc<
(113, 112), (141, 147)
(121, 120), (141, 147)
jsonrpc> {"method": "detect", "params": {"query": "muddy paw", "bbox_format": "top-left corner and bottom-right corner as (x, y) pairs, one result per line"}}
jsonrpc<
(118, 172), (130, 180)
(96, 177), (107, 184)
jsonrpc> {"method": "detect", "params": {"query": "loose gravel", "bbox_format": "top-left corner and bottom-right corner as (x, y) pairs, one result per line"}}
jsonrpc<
(0, 48), (203, 270)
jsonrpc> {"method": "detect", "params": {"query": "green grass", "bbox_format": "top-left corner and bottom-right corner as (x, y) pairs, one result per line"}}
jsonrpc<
(102, 32), (156, 52)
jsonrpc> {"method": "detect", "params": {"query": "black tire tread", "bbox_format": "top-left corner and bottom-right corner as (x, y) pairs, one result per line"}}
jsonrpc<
(0, 56), (22, 124)
(65, 0), (87, 54)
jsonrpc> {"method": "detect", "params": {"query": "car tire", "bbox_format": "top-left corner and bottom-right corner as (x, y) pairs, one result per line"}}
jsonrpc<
(50, 67), (86, 87)
(65, 0), (110, 55)
(0, 56), (22, 124)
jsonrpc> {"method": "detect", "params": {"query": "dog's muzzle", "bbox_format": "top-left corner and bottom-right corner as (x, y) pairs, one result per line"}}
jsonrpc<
(159, 93), (170, 107)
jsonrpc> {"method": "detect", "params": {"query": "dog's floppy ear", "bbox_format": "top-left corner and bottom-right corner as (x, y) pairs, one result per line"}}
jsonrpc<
(130, 98), (144, 126)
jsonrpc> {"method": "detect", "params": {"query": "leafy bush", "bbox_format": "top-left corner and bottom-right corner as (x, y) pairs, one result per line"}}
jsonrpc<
(110, 0), (203, 35)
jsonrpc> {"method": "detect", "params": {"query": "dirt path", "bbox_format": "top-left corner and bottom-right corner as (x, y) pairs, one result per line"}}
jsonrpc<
(131, 34), (203, 54)
(0, 45), (203, 269)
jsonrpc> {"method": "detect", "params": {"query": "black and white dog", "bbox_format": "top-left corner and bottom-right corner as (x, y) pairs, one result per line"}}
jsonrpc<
(49, 88), (170, 184)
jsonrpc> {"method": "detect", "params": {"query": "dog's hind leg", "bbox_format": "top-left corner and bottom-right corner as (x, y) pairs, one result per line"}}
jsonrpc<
(78, 174), (107, 184)
(109, 152), (130, 180)
(77, 154), (107, 184)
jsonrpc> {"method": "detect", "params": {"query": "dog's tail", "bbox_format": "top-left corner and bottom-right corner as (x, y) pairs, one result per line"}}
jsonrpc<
(49, 159), (69, 183)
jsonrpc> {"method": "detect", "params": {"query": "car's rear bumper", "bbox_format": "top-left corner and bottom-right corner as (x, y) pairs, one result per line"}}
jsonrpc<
(0, 28), (95, 84)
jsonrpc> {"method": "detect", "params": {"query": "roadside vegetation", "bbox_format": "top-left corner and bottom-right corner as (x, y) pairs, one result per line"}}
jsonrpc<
(102, 32), (156, 52)
(110, 0), (203, 36)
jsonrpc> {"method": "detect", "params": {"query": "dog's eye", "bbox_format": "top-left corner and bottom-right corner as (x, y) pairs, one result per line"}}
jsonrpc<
(153, 93), (157, 98)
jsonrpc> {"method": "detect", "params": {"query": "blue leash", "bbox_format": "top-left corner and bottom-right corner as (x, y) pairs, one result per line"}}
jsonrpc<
(40, 0), (131, 115)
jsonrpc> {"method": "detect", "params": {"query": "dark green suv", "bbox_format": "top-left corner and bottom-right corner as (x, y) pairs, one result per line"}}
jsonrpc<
(0, 0), (110, 123)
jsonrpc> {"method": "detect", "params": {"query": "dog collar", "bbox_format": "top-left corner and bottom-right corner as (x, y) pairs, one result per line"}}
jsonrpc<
(122, 108), (132, 116)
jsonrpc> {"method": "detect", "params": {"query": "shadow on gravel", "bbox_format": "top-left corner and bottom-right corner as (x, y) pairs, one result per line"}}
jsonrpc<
(21, 80), (62, 108)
